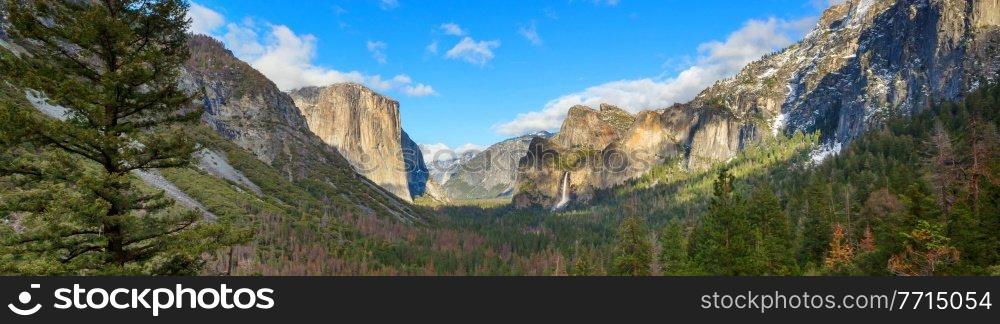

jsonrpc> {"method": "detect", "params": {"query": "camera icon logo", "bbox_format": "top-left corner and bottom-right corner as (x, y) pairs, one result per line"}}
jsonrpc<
(8, 284), (42, 316)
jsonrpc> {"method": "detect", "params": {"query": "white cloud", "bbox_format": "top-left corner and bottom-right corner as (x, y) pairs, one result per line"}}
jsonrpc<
(365, 74), (438, 97)
(493, 17), (816, 136)
(419, 143), (484, 163)
(379, 0), (400, 10)
(419, 143), (449, 160)
(204, 11), (435, 96)
(439, 23), (467, 36)
(370, 74), (438, 96)
(233, 24), (366, 90)
(446, 37), (501, 66)
(455, 143), (484, 153)
(810, 0), (847, 9)
(403, 83), (437, 96)
(187, 2), (225, 35)
(433, 23), (501, 65)
(367, 40), (388, 64)
(223, 19), (264, 57)
(518, 21), (543, 46)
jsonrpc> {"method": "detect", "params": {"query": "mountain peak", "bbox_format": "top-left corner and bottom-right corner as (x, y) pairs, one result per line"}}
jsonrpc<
(289, 82), (400, 106)
(526, 130), (555, 138)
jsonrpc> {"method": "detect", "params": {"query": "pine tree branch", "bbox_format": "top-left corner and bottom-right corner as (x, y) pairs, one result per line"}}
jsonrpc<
(12, 230), (102, 245)
(60, 244), (103, 263)
(35, 132), (103, 164)
(28, 29), (102, 82)
(122, 219), (196, 247)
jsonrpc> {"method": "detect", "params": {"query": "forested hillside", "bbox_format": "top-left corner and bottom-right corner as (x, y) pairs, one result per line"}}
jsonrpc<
(398, 82), (999, 276)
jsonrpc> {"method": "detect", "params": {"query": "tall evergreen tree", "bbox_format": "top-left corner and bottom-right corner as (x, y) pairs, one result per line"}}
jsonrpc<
(657, 220), (691, 275)
(0, 0), (230, 274)
(611, 216), (652, 276)
(689, 169), (755, 275)
(747, 183), (795, 274)
(570, 245), (602, 276)
(797, 177), (834, 266)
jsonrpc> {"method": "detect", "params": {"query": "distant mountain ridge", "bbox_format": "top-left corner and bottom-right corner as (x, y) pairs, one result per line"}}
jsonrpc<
(441, 131), (554, 200)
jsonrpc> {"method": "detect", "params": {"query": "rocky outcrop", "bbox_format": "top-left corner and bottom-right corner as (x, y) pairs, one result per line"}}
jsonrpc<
(194, 148), (263, 196)
(551, 104), (634, 150)
(620, 107), (699, 168)
(513, 102), (704, 208)
(289, 83), (412, 202)
(513, 107), (642, 208)
(513, 137), (567, 209)
(181, 35), (420, 221)
(442, 131), (553, 200)
(684, 109), (758, 169)
(423, 178), (449, 203)
(692, 0), (1000, 148)
(181, 37), (310, 167)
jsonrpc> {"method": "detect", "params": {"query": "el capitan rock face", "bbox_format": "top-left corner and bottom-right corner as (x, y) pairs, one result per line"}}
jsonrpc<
(514, 0), (1000, 208)
(289, 83), (412, 202)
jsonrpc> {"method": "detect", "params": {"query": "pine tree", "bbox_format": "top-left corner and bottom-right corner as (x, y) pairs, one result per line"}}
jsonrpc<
(657, 220), (691, 275)
(747, 183), (795, 274)
(798, 177), (834, 266)
(888, 220), (960, 276)
(689, 168), (755, 275)
(570, 246), (602, 276)
(0, 0), (231, 274)
(611, 216), (652, 276)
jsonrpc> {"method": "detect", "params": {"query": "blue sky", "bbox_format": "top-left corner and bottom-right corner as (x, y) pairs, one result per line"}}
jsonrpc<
(187, 0), (835, 160)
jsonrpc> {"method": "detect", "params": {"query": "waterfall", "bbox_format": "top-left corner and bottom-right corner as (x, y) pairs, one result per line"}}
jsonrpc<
(552, 172), (571, 211)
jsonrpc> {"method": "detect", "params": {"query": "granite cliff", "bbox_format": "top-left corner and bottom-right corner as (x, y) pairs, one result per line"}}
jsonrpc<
(289, 83), (412, 202)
